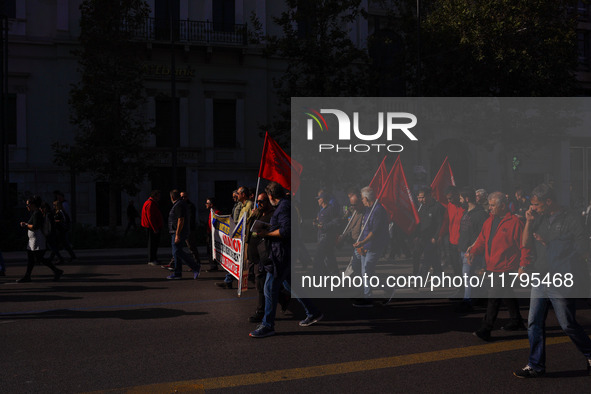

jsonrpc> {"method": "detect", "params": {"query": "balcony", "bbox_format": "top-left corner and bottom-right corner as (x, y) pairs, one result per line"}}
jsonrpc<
(125, 17), (247, 46)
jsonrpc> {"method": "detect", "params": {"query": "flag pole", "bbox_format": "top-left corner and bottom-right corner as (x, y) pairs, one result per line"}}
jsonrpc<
(354, 157), (398, 244)
(255, 132), (270, 202)
(341, 155), (388, 236)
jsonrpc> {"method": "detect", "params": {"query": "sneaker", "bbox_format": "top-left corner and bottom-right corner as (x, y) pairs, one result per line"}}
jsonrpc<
(53, 269), (64, 282)
(501, 322), (526, 331)
(193, 272), (199, 280)
(215, 281), (232, 289)
(299, 313), (324, 327)
(587, 358), (591, 375)
(513, 365), (545, 378)
(473, 329), (492, 342)
(352, 298), (374, 308)
(148, 261), (159, 266)
(16, 277), (32, 283)
(160, 264), (174, 270)
(166, 274), (182, 280)
(249, 325), (275, 338)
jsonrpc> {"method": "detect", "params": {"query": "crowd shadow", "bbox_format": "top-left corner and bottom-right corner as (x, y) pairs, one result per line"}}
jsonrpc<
(0, 307), (206, 320)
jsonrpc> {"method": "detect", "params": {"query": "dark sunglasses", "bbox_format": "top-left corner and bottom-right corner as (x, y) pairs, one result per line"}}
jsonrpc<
(256, 200), (266, 204)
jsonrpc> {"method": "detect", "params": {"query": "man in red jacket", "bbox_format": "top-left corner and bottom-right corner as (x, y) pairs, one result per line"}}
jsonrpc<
(141, 190), (164, 266)
(467, 191), (529, 341)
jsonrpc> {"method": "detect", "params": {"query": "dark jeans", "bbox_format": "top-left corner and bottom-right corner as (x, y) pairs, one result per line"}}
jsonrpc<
(146, 229), (160, 262)
(480, 285), (522, 333)
(527, 285), (591, 372)
(23, 250), (60, 278)
(261, 269), (320, 330)
(171, 234), (199, 276)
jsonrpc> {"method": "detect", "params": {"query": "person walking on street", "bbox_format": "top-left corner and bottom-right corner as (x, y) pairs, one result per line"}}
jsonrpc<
(17, 196), (63, 283)
(166, 190), (200, 280)
(205, 197), (221, 272)
(141, 190), (163, 266)
(514, 184), (591, 378)
(466, 192), (527, 341)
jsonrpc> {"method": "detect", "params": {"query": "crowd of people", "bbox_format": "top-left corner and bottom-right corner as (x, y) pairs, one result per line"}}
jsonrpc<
(5, 180), (591, 378)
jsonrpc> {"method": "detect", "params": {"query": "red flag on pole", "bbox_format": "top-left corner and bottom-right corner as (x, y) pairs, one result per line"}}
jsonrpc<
(368, 156), (388, 197)
(378, 156), (420, 235)
(258, 132), (303, 193)
(430, 156), (456, 207)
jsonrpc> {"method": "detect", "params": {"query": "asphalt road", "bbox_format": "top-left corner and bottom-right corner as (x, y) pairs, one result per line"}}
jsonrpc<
(1, 250), (591, 393)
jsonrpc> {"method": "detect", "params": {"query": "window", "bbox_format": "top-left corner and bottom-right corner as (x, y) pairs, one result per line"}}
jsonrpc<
(154, 96), (180, 148)
(154, 0), (180, 40)
(213, 100), (236, 148)
(6, 93), (16, 145)
(212, 0), (235, 32)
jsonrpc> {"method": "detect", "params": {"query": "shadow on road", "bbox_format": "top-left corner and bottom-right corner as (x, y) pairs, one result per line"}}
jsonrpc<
(0, 307), (206, 320)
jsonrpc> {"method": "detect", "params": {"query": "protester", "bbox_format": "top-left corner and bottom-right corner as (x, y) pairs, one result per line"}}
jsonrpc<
(205, 197), (221, 272)
(17, 196), (64, 283)
(217, 186), (252, 289)
(514, 184), (591, 378)
(166, 189), (200, 280)
(456, 187), (488, 312)
(412, 187), (444, 278)
(439, 186), (465, 277)
(245, 192), (275, 323)
(514, 188), (530, 219)
(467, 192), (527, 341)
(338, 188), (364, 276)
(249, 182), (323, 338)
(476, 189), (489, 213)
(352, 186), (389, 307)
(313, 189), (341, 275)
(141, 190), (163, 266)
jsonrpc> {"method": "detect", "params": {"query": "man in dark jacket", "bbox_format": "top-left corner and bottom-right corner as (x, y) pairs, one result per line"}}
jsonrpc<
(313, 189), (341, 275)
(412, 187), (444, 278)
(249, 182), (322, 338)
(514, 184), (591, 378)
(456, 187), (488, 312)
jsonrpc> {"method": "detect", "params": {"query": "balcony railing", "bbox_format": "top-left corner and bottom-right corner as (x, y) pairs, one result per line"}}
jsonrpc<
(125, 17), (247, 46)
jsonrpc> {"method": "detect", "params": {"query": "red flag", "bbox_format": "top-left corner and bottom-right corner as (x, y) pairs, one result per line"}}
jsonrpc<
(368, 156), (388, 197)
(430, 156), (456, 207)
(258, 132), (303, 193)
(378, 156), (420, 235)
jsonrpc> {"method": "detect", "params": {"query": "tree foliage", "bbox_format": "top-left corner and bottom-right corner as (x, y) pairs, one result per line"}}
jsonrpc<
(260, 0), (370, 146)
(54, 0), (151, 196)
(396, 0), (580, 96)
